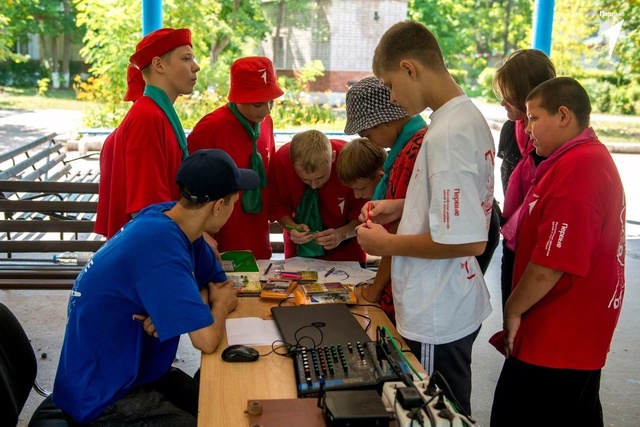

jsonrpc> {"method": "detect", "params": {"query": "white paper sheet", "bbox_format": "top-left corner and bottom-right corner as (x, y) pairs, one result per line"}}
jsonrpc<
(257, 257), (375, 284)
(225, 317), (283, 346)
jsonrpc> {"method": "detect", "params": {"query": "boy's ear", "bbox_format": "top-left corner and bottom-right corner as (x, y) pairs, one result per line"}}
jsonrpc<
(331, 150), (336, 163)
(557, 106), (571, 127)
(399, 59), (417, 79)
(150, 56), (166, 74)
(211, 198), (225, 217)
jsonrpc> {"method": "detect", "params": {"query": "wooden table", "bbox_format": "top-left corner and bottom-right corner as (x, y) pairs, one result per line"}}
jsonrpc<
(197, 289), (426, 426)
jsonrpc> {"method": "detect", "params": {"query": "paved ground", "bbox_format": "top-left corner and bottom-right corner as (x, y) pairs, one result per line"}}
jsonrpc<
(0, 109), (84, 152)
(1, 107), (639, 426)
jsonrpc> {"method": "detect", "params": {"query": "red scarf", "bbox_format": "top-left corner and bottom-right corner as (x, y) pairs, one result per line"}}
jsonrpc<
(501, 127), (599, 251)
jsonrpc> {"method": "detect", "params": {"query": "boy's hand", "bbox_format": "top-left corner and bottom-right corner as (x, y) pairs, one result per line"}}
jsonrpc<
(360, 283), (383, 304)
(358, 200), (404, 225)
(289, 224), (316, 245)
(314, 228), (341, 250)
(356, 222), (392, 256)
(503, 314), (521, 358)
(132, 314), (158, 338)
(209, 280), (240, 315)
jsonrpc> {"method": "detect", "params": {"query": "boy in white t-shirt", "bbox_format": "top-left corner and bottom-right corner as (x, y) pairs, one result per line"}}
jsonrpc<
(356, 20), (495, 416)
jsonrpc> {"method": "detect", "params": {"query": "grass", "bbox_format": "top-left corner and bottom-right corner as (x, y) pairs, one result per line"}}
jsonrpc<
(1, 87), (639, 142)
(591, 121), (640, 144)
(0, 86), (86, 111)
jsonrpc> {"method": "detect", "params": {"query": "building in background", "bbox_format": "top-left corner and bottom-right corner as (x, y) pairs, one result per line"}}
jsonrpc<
(260, 0), (409, 93)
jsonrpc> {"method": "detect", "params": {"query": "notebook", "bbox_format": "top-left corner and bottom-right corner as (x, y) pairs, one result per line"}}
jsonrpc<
(271, 304), (370, 347)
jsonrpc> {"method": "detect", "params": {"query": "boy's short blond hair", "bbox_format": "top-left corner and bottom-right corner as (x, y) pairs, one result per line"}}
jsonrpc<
(289, 130), (332, 172)
(337, 138), (387, 185)
(373, 20), (447, 77)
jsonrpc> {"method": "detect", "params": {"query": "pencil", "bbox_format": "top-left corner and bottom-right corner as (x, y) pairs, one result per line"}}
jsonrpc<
(264, 263), (272, 275)
(324, 267), (335, 278)
(366, 202), (372, 222)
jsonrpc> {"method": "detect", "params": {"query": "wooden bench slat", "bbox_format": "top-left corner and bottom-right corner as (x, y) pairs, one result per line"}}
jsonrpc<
(21, 152), (68, 181)
(0, 200), (98, 213)
(0, 240), (104, 253)
(0, 180), (99, 193)
(0, 220), (96, 233)
(33, 163), (73, 184)
(0, 268), (81, 279)
(0, 278), (76, 290)
(0, 133), (57, 163)
(0, 142), (64, 180)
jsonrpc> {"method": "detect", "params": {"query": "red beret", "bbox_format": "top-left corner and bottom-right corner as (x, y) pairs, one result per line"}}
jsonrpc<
(228, 56), (284, 104)
(129, 28), (192, 70)
(124, 64), (145, 102)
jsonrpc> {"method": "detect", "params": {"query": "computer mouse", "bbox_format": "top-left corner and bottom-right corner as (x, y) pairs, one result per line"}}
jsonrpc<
(221, 344), (260, 363)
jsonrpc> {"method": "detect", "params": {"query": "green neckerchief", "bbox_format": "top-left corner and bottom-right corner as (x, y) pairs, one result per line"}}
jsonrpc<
(295, 187), (324, 257)
(143, 85), (188, 160)
(228, 102), (266, 213)
(373, 115), (427, 200)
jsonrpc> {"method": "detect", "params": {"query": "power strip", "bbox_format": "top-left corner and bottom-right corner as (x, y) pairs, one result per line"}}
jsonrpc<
(381, 380), (475, 427)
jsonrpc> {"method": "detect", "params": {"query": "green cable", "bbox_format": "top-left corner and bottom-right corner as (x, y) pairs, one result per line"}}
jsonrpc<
(382, 325), (424, 381)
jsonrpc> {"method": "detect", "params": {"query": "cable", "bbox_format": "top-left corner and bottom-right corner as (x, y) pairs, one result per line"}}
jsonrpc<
(352, 302), (386, 311)
(351, 312), (372, 332)
(430, 370), (476, 425)
(293, 324), (324, 349)
(382, 326), (424, 381)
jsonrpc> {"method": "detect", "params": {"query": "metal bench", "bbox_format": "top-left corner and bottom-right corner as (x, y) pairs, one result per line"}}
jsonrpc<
(0, 134), (103, 289)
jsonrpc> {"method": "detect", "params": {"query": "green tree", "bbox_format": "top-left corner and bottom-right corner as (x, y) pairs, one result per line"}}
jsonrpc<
(0, 12), (12, 62)
(0, 0), (79, 88)
(75, 0), (272, 101)
(409, 0), (532, 75)
(599, 0), (640, 75)
(550, 0), (602, 75)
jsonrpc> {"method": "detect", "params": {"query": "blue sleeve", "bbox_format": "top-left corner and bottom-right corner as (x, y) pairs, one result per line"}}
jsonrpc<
(193, 237), (227, 288)
(136, 261), (213, 342)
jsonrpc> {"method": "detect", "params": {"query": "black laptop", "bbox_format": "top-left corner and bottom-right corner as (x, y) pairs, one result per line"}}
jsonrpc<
(271, 304), (371, 347)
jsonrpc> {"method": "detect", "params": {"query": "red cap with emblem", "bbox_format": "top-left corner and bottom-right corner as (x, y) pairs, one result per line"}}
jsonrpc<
(228, 56), (284, 104)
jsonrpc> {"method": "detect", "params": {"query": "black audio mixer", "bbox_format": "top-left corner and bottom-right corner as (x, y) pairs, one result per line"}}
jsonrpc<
(293, 340), (411, 397)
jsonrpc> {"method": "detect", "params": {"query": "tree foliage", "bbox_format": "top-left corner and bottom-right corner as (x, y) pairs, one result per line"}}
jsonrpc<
(0, 12), (13, 61)
(75, 0), (272, 103)
(599, 0), (640, 76)
(550, 0), (602, 75)
(1, 0), (80, 87)
(409, 0), (532, 75)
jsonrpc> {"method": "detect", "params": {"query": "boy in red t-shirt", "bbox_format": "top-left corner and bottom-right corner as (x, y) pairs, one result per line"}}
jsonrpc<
(188, 57), (283, 260)
(268, 130), (366, 263)
(491, 78), (626, 426)
(95, 28), (200, 239)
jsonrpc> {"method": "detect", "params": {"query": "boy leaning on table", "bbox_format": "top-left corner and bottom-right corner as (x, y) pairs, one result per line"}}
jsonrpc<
(37, 150), (258, 426)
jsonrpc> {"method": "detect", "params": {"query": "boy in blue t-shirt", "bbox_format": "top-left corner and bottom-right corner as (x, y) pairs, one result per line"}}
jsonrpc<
(47, 149), (259, 425)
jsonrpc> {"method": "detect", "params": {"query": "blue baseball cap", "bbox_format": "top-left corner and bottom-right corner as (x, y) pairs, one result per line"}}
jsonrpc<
(176, 149), (259, 203)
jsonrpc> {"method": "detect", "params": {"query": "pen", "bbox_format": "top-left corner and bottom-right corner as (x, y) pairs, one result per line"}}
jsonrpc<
(324, 267), (335, 278)
(366, 202), (372, 222)
(264, 263), (272, 275)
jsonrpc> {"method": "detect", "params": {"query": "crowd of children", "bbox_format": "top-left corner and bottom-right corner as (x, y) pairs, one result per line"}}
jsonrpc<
(45, 19), (626, 427)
